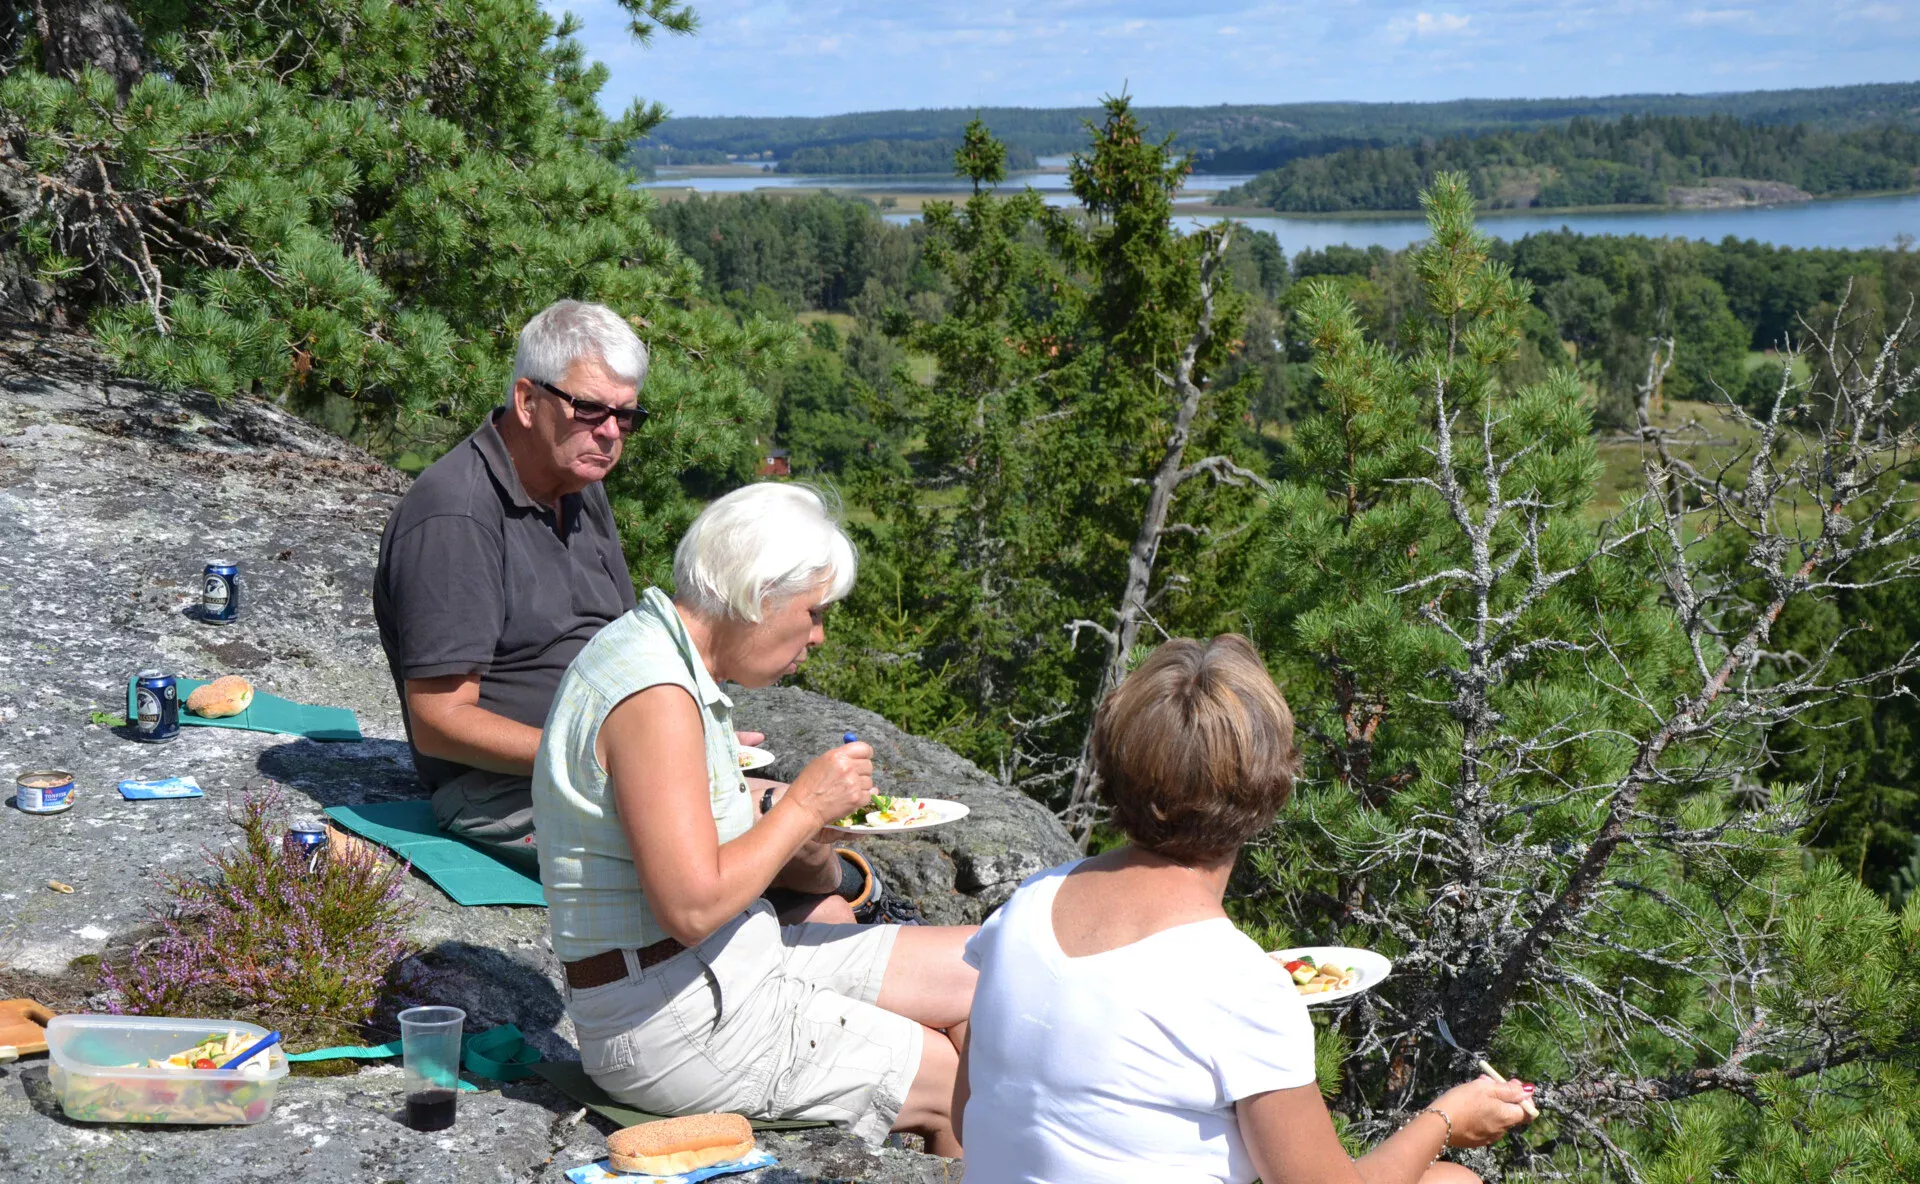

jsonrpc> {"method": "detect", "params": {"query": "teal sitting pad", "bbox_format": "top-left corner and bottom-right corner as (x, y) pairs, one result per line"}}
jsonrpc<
(126, 676), (362, 741)
(529, 1061), (828, 1132)
(324, 800), (545, 907)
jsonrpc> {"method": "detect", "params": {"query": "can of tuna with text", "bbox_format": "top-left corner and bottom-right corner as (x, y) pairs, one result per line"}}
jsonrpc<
(133, 669), (181, 742)
(16, 770), (76, 814)
(201, 559), (242, 624)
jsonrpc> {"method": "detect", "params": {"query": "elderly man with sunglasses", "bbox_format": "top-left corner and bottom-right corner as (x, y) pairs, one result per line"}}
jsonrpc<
(372, 300), (652, 869)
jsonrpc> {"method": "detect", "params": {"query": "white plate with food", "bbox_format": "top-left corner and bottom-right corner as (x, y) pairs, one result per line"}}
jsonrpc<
(1270, 946), (1392, 1006)
(827, 795), (970, 833)
(737, 745), (778, 772)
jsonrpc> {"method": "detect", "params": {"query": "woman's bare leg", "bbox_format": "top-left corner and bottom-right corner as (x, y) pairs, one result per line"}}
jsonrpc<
(772, 893), (857, 925)
(1424, 1163), (1482, 1184)
(874, 925), (978, 1030)
(894, 1021), (962, 1157)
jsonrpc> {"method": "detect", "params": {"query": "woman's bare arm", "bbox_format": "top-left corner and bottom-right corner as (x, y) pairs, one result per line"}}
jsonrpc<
(601, 684), (866, 945)
(1239, 1086), (1369, 1184)
(1241, 1076), (1530, 1184)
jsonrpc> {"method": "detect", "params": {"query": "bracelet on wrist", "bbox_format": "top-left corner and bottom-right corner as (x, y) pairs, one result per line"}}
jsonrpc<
(1417, 1106), (1453, 1167)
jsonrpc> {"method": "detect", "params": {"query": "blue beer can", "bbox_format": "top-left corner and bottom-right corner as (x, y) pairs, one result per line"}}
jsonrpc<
(133, 669), (181, 742)
(202, 559), (242, 624)
(284, 820), (330, 872)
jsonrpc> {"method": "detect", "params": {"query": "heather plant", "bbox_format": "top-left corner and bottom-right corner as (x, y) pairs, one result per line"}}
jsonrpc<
(104, 786), (417, 1049)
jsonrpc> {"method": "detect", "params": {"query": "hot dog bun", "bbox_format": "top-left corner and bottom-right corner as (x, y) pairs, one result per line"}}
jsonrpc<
(186, 675), (254, 718)
(606, 1113), (754, 1175)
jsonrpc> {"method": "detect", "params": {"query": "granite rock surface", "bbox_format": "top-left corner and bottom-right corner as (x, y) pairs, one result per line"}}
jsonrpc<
(0, 329), (1072, 1181)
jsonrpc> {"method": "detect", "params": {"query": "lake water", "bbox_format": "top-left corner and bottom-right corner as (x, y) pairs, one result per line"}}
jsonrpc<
(1176, 192), (1920, 253)
(641, 163), (1260, 209)
(644, 165), (1920, 251)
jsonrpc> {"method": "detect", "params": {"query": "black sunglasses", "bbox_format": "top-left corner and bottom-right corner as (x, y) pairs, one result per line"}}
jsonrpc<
(535, 380), (648, 433)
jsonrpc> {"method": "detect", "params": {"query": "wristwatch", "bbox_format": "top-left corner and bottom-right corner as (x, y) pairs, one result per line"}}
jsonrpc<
(761, 783), (777, 816)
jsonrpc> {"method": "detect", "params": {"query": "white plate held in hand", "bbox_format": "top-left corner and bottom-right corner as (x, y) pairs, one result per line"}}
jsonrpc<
(827, 797), (971, 833)
(737, 745), (778, 772)
(1270, 946), (1393, 1006)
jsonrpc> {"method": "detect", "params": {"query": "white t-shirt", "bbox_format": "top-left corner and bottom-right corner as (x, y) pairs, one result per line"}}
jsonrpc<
(960, 860), (1318, 1184)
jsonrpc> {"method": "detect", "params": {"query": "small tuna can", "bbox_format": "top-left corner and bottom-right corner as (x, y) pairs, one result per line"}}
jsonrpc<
(201, 560), (242, 624)
(284, 820), (329, 872)
(16, 770), (76, 814)
(133, 669), (181, 742)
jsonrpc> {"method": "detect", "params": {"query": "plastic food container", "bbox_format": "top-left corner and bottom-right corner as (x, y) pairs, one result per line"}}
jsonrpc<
(46, 1014), (289, 1124)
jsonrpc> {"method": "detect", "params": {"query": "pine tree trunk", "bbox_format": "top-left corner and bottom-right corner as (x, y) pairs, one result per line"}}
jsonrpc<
(1062, 229), (1254, 845)
(33, 0), (144, 94)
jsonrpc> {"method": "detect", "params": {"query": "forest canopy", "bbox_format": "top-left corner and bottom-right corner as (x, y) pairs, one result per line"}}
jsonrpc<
(777, 138), (1037, 175)
(1219, 113), (1920, 212)
(642, 81), (1920, 172)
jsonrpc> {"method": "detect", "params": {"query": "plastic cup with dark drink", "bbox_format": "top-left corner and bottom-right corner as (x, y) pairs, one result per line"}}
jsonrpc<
(397, 1005), (465, 1131)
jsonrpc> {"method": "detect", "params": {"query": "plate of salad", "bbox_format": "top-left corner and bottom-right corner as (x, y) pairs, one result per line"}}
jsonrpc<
(737, 745), (778, 772)
(1269, 946), (1392, 1006)
(827, 794), (970, 833)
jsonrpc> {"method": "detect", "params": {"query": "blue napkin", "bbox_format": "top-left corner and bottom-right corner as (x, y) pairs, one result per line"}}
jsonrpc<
(564, 1150), (777, 1183)
(119, 776), (203, 800)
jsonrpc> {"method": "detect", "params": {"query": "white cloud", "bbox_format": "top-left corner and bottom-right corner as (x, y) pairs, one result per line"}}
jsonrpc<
(1678, 8), (1755, 26)
(1386, 11), (1473, 42)
(556, 0), (1920, 117)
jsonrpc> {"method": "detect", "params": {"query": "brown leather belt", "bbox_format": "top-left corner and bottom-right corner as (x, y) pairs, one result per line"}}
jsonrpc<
(563, 937), (685, 990)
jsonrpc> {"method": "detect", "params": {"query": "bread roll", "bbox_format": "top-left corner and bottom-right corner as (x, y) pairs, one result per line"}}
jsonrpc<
(606, 1113), (754, 1175)
(186, 675), (254, 718)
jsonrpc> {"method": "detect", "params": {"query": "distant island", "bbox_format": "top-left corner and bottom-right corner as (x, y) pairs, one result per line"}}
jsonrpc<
(1214, 114), (1920, 213)
(639, 81), (1920, 175)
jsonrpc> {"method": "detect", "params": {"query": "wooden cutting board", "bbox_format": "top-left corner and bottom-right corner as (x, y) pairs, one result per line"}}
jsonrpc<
(0, 999), (54, 1056)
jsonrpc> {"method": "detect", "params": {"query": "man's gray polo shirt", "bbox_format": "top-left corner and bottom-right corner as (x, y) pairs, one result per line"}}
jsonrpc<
(373, 409), (637, 791)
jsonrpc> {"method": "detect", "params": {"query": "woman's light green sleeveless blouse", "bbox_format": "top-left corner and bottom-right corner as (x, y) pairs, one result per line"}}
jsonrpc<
(532, 587), (756, 961)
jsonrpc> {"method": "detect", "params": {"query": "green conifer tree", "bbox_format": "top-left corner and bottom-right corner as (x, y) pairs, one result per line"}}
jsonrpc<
(805, 100), (1265, 791)
(1, 0), (788, 580)
(1238, 173), (1920, 1178)
(953, 114), (1006, 193)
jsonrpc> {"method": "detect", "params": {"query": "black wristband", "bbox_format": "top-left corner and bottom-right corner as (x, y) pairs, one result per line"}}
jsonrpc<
(761, 784), (777, 815)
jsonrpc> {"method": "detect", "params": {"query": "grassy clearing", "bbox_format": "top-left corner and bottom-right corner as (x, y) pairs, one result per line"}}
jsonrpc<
(1745, 349), (1812, 383)
(1592, 397), (1758, 517)
(1589, 392), (1876, 544)
(796, 310), (858, 334)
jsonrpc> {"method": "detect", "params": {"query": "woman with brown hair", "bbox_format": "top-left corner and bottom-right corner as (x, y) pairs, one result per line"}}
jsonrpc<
(955, 635), (1530, 1183)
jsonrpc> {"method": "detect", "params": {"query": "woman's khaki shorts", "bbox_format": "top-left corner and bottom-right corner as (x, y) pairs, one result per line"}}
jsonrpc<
(566, 902), (922, 1145)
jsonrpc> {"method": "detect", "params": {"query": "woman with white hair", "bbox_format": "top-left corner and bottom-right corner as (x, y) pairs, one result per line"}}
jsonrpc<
(532, 483), (976, 1155)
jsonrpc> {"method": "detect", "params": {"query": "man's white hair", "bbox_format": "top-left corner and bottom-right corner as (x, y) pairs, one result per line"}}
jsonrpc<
(674, 483), (857, 624)
(509, 300), (649, 397)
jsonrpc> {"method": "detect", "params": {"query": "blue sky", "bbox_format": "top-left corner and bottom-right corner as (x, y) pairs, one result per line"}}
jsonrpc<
(556, 0), (1920, 119)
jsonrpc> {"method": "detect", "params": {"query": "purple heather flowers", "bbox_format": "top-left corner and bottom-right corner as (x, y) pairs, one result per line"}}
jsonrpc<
(103, 784), (418, 1048)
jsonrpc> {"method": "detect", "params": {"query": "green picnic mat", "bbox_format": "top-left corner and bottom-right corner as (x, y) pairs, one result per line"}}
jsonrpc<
(323, 799), (545, 907)
(126, 676), (362, 741)
(285, 1039), (481, 1091)
(530, 1060), (828, 1131)
(287, 1024), (538, 1087)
